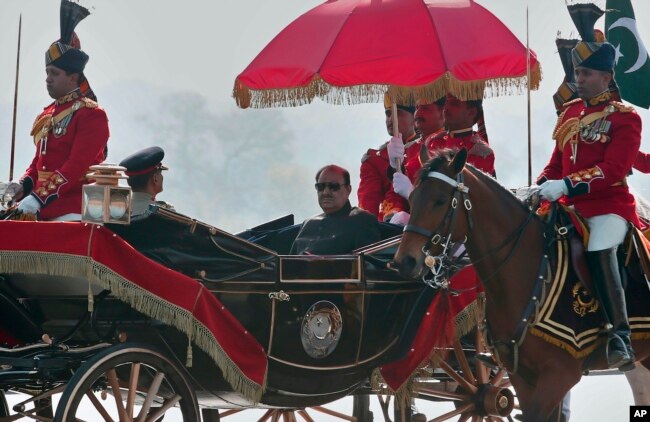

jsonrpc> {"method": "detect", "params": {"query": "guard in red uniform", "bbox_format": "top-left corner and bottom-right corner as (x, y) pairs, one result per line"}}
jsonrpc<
(382, 96), (446, 224)
(537, 40), (640, 370)
(15, 1), (109, 221)
(634, 151), (650, 173)
(389, 94), (495, 224)
(358, 95), (416, 221)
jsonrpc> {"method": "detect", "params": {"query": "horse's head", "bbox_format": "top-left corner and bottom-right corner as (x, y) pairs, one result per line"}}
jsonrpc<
(394, 147), (471, 279)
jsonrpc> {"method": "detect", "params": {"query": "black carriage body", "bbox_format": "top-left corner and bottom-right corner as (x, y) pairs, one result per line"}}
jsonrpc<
(0, 207), (429, 408)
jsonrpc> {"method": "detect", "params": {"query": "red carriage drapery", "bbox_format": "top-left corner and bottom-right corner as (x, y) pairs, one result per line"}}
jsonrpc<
(0, 221), (267, 402)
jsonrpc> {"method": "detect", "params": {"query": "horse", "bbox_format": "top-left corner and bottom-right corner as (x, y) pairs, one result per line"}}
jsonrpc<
(393, 148), (650, 421)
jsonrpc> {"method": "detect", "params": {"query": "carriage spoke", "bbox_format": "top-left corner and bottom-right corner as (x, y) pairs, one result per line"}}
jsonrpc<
(311, 406), (356, 421)
(429, 402), (474, 422)
(458, 415), (471, 422)
(257, 409), (274, 422)
(144, 394), (181, 422)
(106, 369), (128, 422)
(489, 369), (507, 387)
(376, 394), (391, 422)
(414, 384), (469, 401)
(438, 359), (478, 394)
(136, 371), (165, 422)
(85, 391), (115, 422)
(297, 409), (315, 422)
(453, 339), (477, 385)
(126, 362), (141, 419)
(474, 331), (490, 385)
(271, 411), (281, 422)
(219, 409), (244, 417)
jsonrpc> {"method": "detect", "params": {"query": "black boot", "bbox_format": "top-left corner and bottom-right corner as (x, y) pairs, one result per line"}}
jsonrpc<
(586, 248), (635, 370)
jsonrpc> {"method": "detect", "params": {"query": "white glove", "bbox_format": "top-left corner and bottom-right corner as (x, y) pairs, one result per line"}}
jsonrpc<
(386, 135), (404, 169)
(393, 172), (413, 199)
(539, 179), (568, 201)
(17, 194), (42, 214)
(389, 211), (411, 226)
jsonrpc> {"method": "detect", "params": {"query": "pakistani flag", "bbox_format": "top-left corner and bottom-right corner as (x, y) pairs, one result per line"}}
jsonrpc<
(605, 0), (650, 108)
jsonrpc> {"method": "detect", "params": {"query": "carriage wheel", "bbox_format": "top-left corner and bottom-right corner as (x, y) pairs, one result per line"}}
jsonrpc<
(410, 330), (517, 421)
(0, 390), (8, 417)
(54, 343), (199, 422)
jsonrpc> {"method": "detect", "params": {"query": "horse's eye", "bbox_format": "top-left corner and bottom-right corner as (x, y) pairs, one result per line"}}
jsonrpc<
(433, 199), (446, 207)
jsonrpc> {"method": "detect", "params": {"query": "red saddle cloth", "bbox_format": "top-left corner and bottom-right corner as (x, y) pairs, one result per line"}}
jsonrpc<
(380, 265), (483, 391)
(0, 221), (267, 402)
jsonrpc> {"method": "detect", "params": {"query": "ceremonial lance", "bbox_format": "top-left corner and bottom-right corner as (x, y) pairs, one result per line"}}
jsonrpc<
(9, 15), (22, 181)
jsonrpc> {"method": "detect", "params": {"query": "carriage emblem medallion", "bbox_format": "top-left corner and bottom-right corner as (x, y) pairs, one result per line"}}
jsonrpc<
(301, 301), (343, 358)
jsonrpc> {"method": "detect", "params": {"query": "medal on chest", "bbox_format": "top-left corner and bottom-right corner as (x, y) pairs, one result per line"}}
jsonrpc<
(569, 106), (614, 164)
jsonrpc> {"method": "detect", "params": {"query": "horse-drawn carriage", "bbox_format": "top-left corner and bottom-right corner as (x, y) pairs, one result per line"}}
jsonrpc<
(0, 185), (516, 422)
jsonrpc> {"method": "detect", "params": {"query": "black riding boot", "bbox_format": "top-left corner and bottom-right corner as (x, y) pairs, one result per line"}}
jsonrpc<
(586, 247), (635, 371)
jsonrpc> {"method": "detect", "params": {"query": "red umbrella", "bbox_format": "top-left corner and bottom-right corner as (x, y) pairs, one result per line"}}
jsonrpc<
(233, 0), (541, 108)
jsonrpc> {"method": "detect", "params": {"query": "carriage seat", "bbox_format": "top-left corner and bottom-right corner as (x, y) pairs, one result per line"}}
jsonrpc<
(107, 205), (277, 283)
(246, 219), (403, 255)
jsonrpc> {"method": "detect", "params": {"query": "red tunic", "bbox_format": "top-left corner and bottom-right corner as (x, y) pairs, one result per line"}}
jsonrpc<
(401, 129), (495, 182)
(380, 129), (495, 220)
(634, 151), (650, 173)
(431, 130), (495, 176)
(20, 92), (109, 220)
(358, 133), (417, 221)
(537, 98), (641, 227)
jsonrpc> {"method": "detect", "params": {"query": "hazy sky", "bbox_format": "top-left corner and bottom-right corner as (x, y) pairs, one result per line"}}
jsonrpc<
(1, 1), (649, 420)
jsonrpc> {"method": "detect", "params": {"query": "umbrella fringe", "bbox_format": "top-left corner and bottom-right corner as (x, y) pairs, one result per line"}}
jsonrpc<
(233, 62), (542, 108)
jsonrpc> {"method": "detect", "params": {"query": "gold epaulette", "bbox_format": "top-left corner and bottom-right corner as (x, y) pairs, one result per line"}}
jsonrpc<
(552, 99), (581, 142)
(31, 99), (91, 145)
(561, 98), (582, 109)
(30, 114), (52, 137)
(80, 97), (98, 109)
(609, 101), (635, 113)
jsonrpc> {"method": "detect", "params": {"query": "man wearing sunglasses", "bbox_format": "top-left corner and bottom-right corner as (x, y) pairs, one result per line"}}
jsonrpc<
(291, 165), (382, 255)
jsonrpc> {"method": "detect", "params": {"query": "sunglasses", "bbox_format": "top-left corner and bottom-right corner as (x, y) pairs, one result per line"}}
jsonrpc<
(315, 182), (345, 192)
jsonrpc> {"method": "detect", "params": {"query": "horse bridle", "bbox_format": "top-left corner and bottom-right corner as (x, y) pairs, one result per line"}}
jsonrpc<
(402, 171), (473, 290)
(403, 170), (536, 288)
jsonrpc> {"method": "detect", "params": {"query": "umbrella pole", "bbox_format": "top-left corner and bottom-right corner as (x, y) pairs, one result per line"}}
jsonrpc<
(526, 5), (532, 186)
(392, 103), (402, 172)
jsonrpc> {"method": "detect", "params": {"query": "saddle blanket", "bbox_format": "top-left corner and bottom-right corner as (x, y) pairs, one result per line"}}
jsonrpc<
(529, 238), (650, 358)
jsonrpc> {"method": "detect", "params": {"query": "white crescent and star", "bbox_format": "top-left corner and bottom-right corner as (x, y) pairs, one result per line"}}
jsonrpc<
(608, 17), (649, 73)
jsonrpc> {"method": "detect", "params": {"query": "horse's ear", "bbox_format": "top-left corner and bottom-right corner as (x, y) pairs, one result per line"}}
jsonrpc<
(419, 143), (430, 166)
(451, 148), (468, 175)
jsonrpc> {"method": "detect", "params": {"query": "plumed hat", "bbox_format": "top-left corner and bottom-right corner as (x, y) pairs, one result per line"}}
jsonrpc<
(45, 0), (90, 74)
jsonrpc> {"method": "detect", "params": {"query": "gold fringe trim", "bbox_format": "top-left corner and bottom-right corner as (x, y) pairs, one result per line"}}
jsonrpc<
(370, 297), (483, 408)
(233, 63), (542, 109)
(0, 251), (266, 403)
(528, 327), (603, 359)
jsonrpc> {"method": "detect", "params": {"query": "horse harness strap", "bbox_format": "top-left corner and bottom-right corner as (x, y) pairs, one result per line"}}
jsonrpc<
(403, 172), (473, 241)
(488, 252), (552, 375)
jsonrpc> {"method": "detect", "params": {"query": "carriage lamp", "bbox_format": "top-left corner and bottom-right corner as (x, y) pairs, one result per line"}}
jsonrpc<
(82, 164), (132, 225)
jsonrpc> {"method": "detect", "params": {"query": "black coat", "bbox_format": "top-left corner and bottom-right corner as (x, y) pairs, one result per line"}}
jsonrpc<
(290, 201), (382, 255)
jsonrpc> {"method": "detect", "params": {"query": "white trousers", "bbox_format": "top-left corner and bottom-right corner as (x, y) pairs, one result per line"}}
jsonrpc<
(586, 214), (628, 251)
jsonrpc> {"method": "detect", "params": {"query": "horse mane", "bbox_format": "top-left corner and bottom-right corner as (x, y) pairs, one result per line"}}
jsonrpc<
(419, 148), (532, 215)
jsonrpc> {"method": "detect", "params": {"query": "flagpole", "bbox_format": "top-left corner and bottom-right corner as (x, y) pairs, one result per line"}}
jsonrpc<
(526, 5), (532, 186)
(9, 14), (22, 182)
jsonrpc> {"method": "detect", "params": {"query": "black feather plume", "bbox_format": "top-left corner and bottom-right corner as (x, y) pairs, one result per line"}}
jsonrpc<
(59, 0), (90, 46)
(567, 3), (604, 42)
